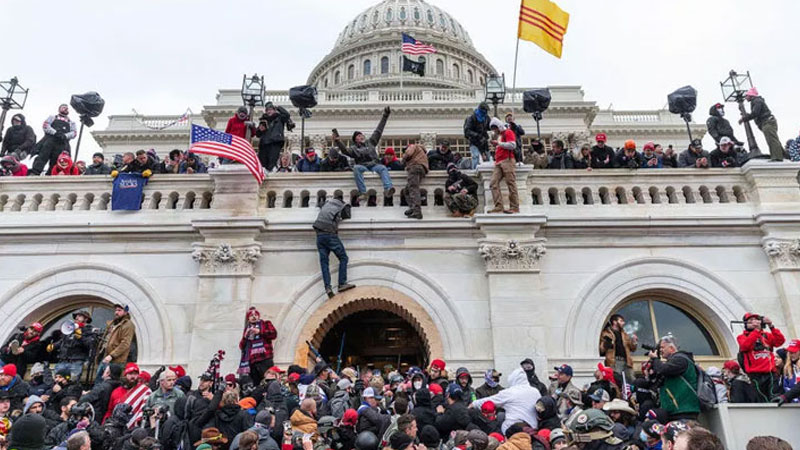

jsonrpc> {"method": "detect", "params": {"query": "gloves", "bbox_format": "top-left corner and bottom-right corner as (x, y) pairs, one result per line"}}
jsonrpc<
(142, 169), (153, 178)
(384, 106), (392, 116)
(110, 170), (119, 179)
(46, 343), (55, 353)
(286, 121), (296, 132)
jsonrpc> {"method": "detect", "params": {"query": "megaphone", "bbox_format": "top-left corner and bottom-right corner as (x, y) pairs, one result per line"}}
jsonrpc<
(61, 321), (76, 335)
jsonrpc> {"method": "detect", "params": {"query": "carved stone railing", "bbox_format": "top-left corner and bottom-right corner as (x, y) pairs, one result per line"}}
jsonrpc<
(0, 175), (214, 213)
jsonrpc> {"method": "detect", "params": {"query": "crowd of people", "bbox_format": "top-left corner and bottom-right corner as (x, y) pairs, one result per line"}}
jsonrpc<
(0, 305), (798, 450)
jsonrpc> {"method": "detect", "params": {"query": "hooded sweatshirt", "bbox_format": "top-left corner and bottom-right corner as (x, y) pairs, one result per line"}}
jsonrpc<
(0, 156), (28, 176)
(706, 105), (738, 144)
(1, 114), (36, 157)
(455, 368), (476, 406)
(472, 369), (541, 433)
(50, 152), (80, 176)
(23, 395), (45, 414)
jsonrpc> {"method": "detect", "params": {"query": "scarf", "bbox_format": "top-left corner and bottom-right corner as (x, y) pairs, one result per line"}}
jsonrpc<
(22, 334), (40, 347)
(238, 320), (268, 375)
(484, 370), (498, 388)
(474, 107), (486, 123)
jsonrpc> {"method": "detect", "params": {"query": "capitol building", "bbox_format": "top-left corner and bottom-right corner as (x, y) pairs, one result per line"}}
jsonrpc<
(2, 1), (800, 424)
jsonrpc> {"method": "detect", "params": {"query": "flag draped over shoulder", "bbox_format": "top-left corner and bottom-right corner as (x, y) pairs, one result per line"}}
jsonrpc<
(518, 0), (570, 58)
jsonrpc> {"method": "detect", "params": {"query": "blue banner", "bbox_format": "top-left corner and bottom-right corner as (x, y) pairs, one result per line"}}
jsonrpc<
(112, 173), (148, 211)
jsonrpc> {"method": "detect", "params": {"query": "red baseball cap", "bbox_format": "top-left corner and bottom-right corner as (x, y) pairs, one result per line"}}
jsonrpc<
(428, 383), (443, 395)
(723, 360), (740, 372)
(597, 363), (615, 382)
(224, 374), (237, 384)
(489, 433), (505, 443)
(31, 322), (44, 333)
(1, 364), (17, 377)
(595, 133), (607, 142)
(787, 339), (800, 353)
(430, 359), (446, 371)
(169, 365), (186, 378)
(288, 373), (300, 383)
(481, 400), (496, 414)
(267, 366), (284, 374)
(123, 363), (140, 375)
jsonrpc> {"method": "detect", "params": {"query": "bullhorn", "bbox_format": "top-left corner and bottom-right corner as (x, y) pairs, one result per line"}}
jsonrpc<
(61, 321), (76, 335)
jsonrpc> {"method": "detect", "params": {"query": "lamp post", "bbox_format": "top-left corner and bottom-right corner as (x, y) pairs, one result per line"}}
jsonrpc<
(484, 73), (506, 117)
(0, 77), (29, 138)
(241, 73), (265, 142)
(720, 70), (762, 157)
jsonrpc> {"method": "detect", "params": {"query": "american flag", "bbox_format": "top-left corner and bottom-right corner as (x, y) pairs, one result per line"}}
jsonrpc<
(190, 124), (265, 183)
(402, 33), (437, 55)
(124, 383), (152, 429)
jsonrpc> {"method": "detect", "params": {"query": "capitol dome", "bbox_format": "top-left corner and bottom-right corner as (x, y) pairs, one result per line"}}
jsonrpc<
(308, 0), (497, 90)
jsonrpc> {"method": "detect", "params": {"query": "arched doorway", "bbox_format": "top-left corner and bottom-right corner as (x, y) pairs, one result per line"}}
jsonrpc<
(293, 286), (444, 368)
(318, 309), (427, 371)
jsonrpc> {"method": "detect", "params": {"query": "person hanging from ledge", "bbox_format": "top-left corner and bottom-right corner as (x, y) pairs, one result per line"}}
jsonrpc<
(402, 143), (428, 220)
(256, 102), (295, 172)
(239, 307), (278, 385)
(332, 106), (396, 206)
(487, 118), (519, 214)
(29, 104), (77, 176)
(739, 87), (784, 162)
(313, 197), (356, 299)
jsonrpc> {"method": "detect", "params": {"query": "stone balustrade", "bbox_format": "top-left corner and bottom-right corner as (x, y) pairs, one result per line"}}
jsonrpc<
(1, 162), (797, 219)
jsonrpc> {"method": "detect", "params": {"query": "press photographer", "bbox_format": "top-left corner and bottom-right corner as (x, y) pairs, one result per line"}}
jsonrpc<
(646, 335), (700, 421)
(737, 312), (785, 402)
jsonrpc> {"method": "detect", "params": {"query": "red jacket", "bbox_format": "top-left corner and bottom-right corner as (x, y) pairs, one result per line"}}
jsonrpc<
(225, 116), (253, 140)
(104, 384), (131, 423)
(737, 327), (785, 374)
(239, 320), (277, 362)
(494, 129), (517, 164)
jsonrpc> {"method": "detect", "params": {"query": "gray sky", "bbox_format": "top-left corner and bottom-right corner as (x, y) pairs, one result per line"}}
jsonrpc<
(3, 0), (798, 158)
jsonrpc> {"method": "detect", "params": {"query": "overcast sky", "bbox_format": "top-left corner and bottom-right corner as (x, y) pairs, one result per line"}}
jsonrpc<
(3, 0), (798, 158)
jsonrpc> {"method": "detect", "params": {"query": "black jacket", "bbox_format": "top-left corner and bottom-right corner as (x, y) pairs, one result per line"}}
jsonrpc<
(467, 408), (501, 435)
(730, 375), (759, 403)
(335, 112), (390, 167)
(85, 162), (113, 175)
(356, 405), (390, 436)
(547, 151), (574, 170)
(475, 383), (503, 400)
(464, 112), (490, 152)
(411, 389), (437, 431)
(0, 375), (30, 412)
(1, 122), (37, 157)
(615, 151), (643, 169)
(536, 396), (560, 430)
(706, 106), (739, 144)
(743, 96), (774, 128)
(709, 148), (739, 168)
(200, 392), (255, 443)
(79, 379), (121, 422)
(46, 380), (84, 409)
(445, 172), (478, 196)
(120, 157), (156, 174)
(434, 401), (470, 437)
(257, 106), (293, 145)
(320, 156), (351, 172)
(591, 145), (616, 169)
(428, 149), (460, 171)
(57, 330), (95, 363)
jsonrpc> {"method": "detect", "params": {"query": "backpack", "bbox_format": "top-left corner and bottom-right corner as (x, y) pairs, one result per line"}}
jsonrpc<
(675, 354), (717, 411)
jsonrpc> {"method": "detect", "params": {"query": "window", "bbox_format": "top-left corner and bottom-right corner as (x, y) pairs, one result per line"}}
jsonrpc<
(363, 59), (371, 76)
(467, 70), (474, 84)
(347, 64), (355, 80)
(334, 71), (341, 84)
(324, 77), (329, 88)
(436, 59), (444, 76)
(381, 56), (389, 74)
(439, 14), (447, 29)
(451, 19), (457, 35)
(399, 7), (407, 20)
(452, 64), (460, 80)
(386, 8), (393, 22)
(479, 76), (484, 86)
(427, 10), (434, 24)
(610, 299), (720, 356)
(373, 10), (380, 25)
(414, 8), (421, 21)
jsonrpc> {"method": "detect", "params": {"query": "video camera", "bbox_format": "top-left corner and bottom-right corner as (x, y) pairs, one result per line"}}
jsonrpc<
(642, 343), (660, 357)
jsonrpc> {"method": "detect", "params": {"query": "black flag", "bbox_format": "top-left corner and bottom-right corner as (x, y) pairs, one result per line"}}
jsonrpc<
(402, 56), (425, 77)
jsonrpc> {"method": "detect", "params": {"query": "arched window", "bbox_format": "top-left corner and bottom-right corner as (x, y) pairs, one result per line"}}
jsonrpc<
(347, 64), (355, 80)
(363, 59), (372, 76)
(373, 10), (380, 25)
(334, 71), (341, 84)
(427, 10), (434, 24)
(381, 56), (389, 74)
(399, 7), (407, 20)
(414, 8), (421, 21)
(436, 59), (444, 76)
(451, 19), (457, 35)
(386, 8), (393, 22)
(467, 70), (474, 84)
(452, 64), (460, 80)
(439, 14), (447, 29)
(609, 299), (720, 355)
(479, 76), (484, 86)
(359, 14), (367, 29)
(324, 77), (329, 88)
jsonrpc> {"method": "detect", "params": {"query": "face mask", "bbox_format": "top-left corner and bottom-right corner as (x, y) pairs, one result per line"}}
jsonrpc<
(639, 431), (648, 442)
(717, 108), (725, 117)
(413, 381), (422, 390)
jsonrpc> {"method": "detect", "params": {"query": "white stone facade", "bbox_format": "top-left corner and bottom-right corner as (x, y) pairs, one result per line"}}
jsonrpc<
(2, 162), (800, 387)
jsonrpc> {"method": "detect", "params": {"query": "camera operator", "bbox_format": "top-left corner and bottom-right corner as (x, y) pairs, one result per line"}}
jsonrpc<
(144, 402), (171, 440)
(256, 102), (295, 172)
(646, 335), (700, 421)
(737, 313), (785, 402)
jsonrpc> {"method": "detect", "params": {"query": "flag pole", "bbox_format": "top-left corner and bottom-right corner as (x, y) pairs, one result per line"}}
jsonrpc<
(400, 34), (404, 90)
(512, 37), (520, 103)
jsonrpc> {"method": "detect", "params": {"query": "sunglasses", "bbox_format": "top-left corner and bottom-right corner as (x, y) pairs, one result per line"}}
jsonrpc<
(226, 382), (235, 387)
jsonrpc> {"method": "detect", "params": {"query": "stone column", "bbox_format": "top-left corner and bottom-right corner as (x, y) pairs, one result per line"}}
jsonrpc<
(475, 214), (549, 380)
(188, 166), (267, 375)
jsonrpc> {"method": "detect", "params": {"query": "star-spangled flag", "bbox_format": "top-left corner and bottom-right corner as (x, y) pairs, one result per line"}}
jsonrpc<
(190, 124), (265, 183)
(124, 383), (152, 429)
(402, 33), (437, 55)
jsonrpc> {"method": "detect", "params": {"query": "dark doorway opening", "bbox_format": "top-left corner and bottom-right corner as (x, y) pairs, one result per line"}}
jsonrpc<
(318, 309), (428, 371)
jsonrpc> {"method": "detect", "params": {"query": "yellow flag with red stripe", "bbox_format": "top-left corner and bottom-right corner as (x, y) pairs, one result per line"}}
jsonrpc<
(518, 0), (570, 58)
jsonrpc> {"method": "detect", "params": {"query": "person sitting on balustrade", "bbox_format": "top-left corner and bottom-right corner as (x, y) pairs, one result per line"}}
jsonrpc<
(444, 163), (478, 218)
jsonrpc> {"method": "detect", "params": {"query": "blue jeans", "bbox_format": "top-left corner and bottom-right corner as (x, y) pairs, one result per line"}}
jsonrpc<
(353, 164), (393, 193)
(317, 233), (349, 289)
(470, 145), (482, 169)
(94, 362), (108, 385)
(55, 361), (85, 381)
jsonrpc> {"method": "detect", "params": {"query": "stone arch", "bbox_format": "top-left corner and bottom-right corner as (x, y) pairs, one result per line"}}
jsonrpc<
(564, 257), (749, 359)
(272, 260), (469, 365)
(292, 287), (444, 367)
(0, 263), (172, 365)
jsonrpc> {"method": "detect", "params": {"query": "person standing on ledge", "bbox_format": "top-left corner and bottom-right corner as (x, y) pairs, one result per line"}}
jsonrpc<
(739, 87), (784, 162)
(238, 307), (277, 385)
(256, 102), (295, 172)
(487, 117), (519, 214)
(402, 143), (429, 220)
(313, 197), (356, 299)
